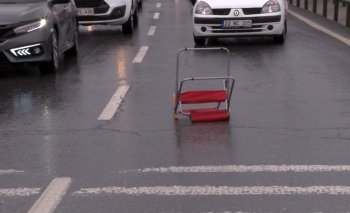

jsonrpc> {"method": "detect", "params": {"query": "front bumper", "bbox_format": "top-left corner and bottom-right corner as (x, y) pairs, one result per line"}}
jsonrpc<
(77, 3), (131, 25)
(193, 11), (285, 38)
(0, 26), (53, 64)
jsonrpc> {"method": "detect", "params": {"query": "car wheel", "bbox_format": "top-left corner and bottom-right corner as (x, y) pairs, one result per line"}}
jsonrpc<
(138, 0), (142, 8)
(285, 20), (287, 34)
(274, 22), (286, 44)
(64, 28), (78, 56)
(193, 34), (206, 45)
(122, 7), (134, 34)
(133, 5), (139, 26)
(39, 29), (58, 73)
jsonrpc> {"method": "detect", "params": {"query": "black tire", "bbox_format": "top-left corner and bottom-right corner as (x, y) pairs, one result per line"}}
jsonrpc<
(122, 8), (134, 34)
(285, 19), (287, 34)
(64, 29), (78, 56)
(39, 29), (58, 73)
(274, 22), (286, 44)
(138, 0), (142, 8)
(133, 5), (139, 26)
(193, 34), (206, 45)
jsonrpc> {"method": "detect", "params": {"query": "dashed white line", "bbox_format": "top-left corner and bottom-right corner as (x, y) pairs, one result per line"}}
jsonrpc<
(154, 12), (160, 19)
(28, 177), (72, 213)
(0, 169), (24, 175)
(73, 185), (350, 196)
(98, 85), (130, 120)
(0, 188), (40, 197)
(123, 165), (350, 173)
(132, 46), (149, 63)
(147, 26), (157, 35)
(289, 10), (350, 46)
(156, 3), (161, 8)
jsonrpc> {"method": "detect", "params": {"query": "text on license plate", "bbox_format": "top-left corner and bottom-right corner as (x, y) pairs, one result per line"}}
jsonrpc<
(222, 20), (252, 28)
(77, 8), (94, 16)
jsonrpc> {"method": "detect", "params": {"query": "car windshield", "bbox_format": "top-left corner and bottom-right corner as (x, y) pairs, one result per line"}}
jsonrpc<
(0, 0), (45, 3)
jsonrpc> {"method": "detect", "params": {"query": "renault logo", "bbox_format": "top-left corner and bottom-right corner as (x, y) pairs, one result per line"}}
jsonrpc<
(233, 10), (239, 16)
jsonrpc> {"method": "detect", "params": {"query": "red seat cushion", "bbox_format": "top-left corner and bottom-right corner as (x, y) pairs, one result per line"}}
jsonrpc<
(191, 109), (229, 122)
(179, 90), (227, 104)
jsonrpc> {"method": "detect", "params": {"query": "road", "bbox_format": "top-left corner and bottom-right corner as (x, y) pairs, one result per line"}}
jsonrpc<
(1, 0), (350, 212)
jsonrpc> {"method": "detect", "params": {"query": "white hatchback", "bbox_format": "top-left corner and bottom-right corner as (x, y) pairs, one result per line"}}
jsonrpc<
(192, 0), (288, 44)
(75, 0), (142, 34)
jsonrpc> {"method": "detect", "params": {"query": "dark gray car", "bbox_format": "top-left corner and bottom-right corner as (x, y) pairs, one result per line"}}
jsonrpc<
(0, 0), (78, 73)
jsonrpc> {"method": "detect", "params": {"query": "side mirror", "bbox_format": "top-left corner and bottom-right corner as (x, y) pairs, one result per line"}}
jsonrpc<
(51, 0), (70, 4)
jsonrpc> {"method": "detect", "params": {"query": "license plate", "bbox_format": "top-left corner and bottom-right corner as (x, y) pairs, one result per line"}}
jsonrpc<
(222, 20), (252, 28)
(77, 8), (94, 16)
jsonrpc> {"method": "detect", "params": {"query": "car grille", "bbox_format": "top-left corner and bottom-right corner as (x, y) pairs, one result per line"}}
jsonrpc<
(242, 8), (262, 15)
(212, 9), (231, 15)
(0, 52), (10, 64)
(75, 0), (102, 8)
(212, 25), (263, 33)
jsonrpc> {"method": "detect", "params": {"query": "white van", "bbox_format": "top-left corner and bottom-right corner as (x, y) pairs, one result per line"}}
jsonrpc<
(75, 0), (142, 33)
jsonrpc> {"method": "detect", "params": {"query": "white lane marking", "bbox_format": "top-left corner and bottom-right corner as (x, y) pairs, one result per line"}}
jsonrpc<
(289, 10), (350, 46)
(73, 186), (350, 196)
(0, 188), (40, 197)
(28, 177), (71, 213)
(154, 13), (160, 19)
(147, 26), (157, 36)
(123, 165), (350, 173)
(132, 46), (149, 63)
(0, 169), (24, 175)
(98, 86), (130, 120)
(156, 3), (161, 8)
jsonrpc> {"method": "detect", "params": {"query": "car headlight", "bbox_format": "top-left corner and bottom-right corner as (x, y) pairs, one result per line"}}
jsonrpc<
(195, 2), (213, 15)
(14, 19), (47, 34)
(262, 0), (281, 13)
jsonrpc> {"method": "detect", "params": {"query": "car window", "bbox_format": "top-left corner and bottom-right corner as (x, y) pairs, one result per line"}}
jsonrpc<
(0, 0), (46, 3)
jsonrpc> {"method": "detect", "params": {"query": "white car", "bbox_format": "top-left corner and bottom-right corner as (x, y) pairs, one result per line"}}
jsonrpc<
(75, 0), (142, 34)
(192, 0), (288, 44)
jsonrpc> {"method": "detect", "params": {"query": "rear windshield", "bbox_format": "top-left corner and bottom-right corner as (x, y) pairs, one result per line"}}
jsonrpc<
(0, 0), (45, 3)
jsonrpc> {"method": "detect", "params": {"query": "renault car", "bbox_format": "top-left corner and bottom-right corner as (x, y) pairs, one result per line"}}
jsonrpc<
(192, 0), (288, 45)
(0, 0), (78, 73)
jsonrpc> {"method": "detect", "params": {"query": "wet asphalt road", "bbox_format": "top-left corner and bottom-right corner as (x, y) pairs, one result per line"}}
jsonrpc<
(1, 0), (350, 212)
